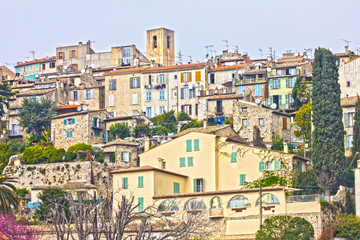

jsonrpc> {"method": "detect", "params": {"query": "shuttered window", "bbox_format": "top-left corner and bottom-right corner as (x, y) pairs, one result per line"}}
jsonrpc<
(138, 176), (144, 188)
(274, 160), (281, 170)
(173, 182), (180, 194)
(138, 197), (144, 212)
(122, 177), (128, 189)
(194, 139), (200, 151)
(259, 161), (265, 171)
(195, 71), (201, 81)
(282, 117), (288, 130)
(297, 162), (303, 172)
(240, 174), (246, 185)
(231, 152), (237, 162)
(186, 140), (192, 151)
(180, 157), (186, 167)
(187, 157), (193, 166)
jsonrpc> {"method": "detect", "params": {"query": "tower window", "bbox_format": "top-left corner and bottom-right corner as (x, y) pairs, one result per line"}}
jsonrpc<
(167, 36), (170, 49)
(153, 35), (157, 49)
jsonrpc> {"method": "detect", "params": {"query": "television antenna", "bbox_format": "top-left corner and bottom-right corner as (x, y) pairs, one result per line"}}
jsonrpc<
(258, 49), (263, 58)
(222, 40), (229, 51)
(176, 51), (183, 64)
(304, 48), (313, 58)
(340, 39), (351, 48)
(29, 50), (36, 60)
(233, 46), (239, 53)
(204, 45), (214, 57)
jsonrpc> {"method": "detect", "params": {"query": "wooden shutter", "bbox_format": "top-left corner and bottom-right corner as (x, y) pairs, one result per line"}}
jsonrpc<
(259, 161), (265, 171)
(189, 105), (192, 115)
(195, 71), (201, 81)
(181, 72), (184, 83)
(194, 139), (199, 151)
(193, 179), (197, 192)
(231, 152), (237, 162)
(103, 130), (108, 143)
(186, 139), (192, 151)
(297, 161), (303, 172)
(283, 118), (287, 130)
(240, 174), (246, 185)
(138, 197), (144, 212)
(180, 157), (185, 167)
(345, 113), (349, 128)
(274, 160), (280, 170)
(188, 157), (193, 166)
(189, 72), (192, 82)
(279, 95), (282, 109)
(64, 119), (67, 125)
(138, 176), (143, 188)
(345, 135), (349, 150)
(269, 96), (273, 105)
(285, 94), (288, 109)
(75, 50), (78, 58)
(269, 79), (273, 89)
(128, 152), (131, 162)
(123, 177), (128, 189)
(181, 105), (184, 112)
(174, 182), (180, 194)
(286, 78), (289, 88)
(130, 78), (133, 89)
(180, 88), (184, 99)
(57, 52), (60, 59)
(278, 78), (281, 88)
(121, 151), (124, 161)
(72, 118), (75, 124)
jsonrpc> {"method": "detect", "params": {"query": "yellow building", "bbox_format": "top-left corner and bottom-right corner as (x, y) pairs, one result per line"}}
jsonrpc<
(111, 130), (321, 239)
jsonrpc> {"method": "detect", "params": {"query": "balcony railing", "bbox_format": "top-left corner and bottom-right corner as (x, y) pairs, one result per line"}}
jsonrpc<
(286, 194), (325, 203)
(214, 107), (223, 115)
(237, 78), (266, 84)
(9, 129), (21, 136)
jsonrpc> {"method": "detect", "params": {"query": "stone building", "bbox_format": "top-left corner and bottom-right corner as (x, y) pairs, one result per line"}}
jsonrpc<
(0, 65), (15, 81)
(339, 56), (360, 98)
(232, 100), (294, 144)
(51, 109), (108, 150)
(207, 64), (247, 91)
(341, 96), (357, 157)
(102, 138), (139, 166)
(146, 28), (175, 66)
(14, 57), (57, 82)
(111, 45), (150, 67)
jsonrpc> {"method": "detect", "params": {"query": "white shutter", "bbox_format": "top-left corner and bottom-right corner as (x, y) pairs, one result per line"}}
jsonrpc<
(109, 95), (114, 107)
(83, 90), (87, 99)
(151, 107), (154, 118)
(132, 93), (138, 105)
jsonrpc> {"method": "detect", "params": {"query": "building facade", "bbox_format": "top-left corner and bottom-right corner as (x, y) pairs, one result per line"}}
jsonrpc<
(146, 28), (175, 66)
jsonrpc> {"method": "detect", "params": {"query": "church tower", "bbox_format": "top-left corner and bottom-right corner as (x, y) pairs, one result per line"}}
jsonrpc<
(146, 28), (175, 66)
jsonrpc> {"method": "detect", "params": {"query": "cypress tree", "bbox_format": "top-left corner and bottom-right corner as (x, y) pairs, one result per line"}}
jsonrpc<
(312, 48), (345, 197)
(352, 95), (360, 155)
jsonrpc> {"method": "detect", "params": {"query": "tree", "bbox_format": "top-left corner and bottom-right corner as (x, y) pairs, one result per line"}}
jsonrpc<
(312, 48), (345, 198)
(151, 111), (177, 135)
(0, 176), (19, 214)
(133, 122), (151, 138)
(34, 188), (69, 222)
(320, 214), (360, 240)
(294, 102), (312, 147)
(109, 122), (130, 139)
(0, 214), (38, 240)
(180, 120), (203, 132)
(177, 111), (191, 121)
(19, 98), (57, 136)
(291, 77), (309, 111)
(352, 95), (360, 155)
(0, 83), (16, 117)
(256, 215), (314, 240)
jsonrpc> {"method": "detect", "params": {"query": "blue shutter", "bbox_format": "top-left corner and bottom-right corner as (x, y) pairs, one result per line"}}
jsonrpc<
(345, 135), (349, 150)
(297, 161), (303, 172)
(122, 177), (128, 189)
(72, 118), (75, 124)
(344, 113), (349, 128)
(274, 160), (280, 170)
(279, 95), (282, 109)
(186, 140), (192, 151)
(188, 157), (193, 166)
(285, 94), (289, 109)
(93, 117), (96, 127)
(174, 182), (180, 194)
(240, 174), (246, 185)
(138, 197), (144, 212)
(64, 119), (67, 125)
(194, 139), (200, 151)
(278, 78), (281, 88)
(193, 179), (197, 193)
(138, 176), (144, 188)
(286, 78), (289, 88)
(259, 161), (265, 171)
(269, 79), (273, 89)
(104, 130), (108, 143)
(269, 96), (273, 106)
(231, 152), (237, 162)
(180, 157), (186, 167)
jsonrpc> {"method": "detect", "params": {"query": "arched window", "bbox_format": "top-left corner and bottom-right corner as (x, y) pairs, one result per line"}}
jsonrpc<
(184, 198), (206, 211)
(227, 195), (251, 208)
(256, 193), (280, 206)
(157, 200), (179, 212)
(210, 197), (223, 209)
(167, 36), (170, 49)
(274, 160), (281, 170)
(266, 161), (272, 170)
(231, 152), (237, 162)
(153, 35), (157, 49)
(259, 161), (265, 171)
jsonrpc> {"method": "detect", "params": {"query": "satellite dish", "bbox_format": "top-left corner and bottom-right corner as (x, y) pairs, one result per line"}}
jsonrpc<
(294, 53), (298, 57)
(81, 69), (85, 73)
(82, 105), (88, 111)
(69, 101), (74, 105)
(74, 101), (79, 105)
(271, 103), (277, 109)
(77, 106), (82, 111)
(255, 99), (261, 104)
(266, 67), (271, 72)
(90, 64), (95, 68)
(64, 66), (68, 70)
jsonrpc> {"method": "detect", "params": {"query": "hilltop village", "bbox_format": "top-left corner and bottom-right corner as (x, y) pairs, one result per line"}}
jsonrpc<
(1, 27), (360, 239)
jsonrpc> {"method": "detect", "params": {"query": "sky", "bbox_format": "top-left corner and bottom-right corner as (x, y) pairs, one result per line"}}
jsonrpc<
(1, 0), (360, 70)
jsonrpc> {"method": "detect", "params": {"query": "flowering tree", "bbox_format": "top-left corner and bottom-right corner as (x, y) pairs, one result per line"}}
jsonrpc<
(0, 214), (38, 240)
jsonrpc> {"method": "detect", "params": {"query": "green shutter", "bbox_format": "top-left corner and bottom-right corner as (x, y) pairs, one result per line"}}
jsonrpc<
(122, 177), (128, 189)
(193, 179), (197, 192)
(278, 78), (281, 88)
(138, 197), (144, 212)
(269, 96), (273, 106)
(173, 182), (180, 194)
(345, 135), (349, 150)
(121, 151), (124, 161)
(345, 113), (349, 128)
(286, 78), (289, 88)
(64, 119), (67, 125)
(274, 160), (281, 170)
(188, 157), (193, 166)
(269, 79), (273, 89)
(104, 130), (108, 143)
(279, 95), (282, 109)
(186, 139), (192, 151)
(240, 174), (246, 185)
(285, 94), (289, 109)
(297, 161), (303, 172)
(129, 152), (132, 162)
(93, 117), (96, 127)
(180, 157), (185, 167)
(231, 152), (237, 162)
(72, 117), (75, 124)
(259, 161), (265, 171)
(138, 176), (144, 188)
(194, 139), (200, 151)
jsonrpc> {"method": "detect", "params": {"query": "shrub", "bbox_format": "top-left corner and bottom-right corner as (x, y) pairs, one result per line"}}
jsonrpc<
(176, 112), (191, 121)
(96, 151), (104, 163)
(22, 145), (45, 164)
(109, 122), (130, 139)
(7, 139), (26, 156)
(319, 200), (328, 211)
(15, 188), (30, 198)
(180, 120), (203, 132)
(67, 143), (93, 153)
(0, 143), (9, 172)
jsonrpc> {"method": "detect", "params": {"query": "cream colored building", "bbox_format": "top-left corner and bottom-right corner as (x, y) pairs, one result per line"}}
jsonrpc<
(14, 57), (57, 82)
(339, 56), (360, 98)
(341, 96), (357, 157)
(207, 64), (247, 91)
(111, 45), (150, 67)
(236, 67), (268, 104)
(102, 138), (139, 166)
(111, 131), (319, 239)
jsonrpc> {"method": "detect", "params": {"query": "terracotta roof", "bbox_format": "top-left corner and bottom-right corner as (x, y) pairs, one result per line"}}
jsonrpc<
(35, 80), (57, 85)
(205, 93), (243, 100)
(276, 56), (304, 64)
(345, 56), (360, 64)
(15, 57), (55, 67)
(211, 64), (246, 71)
(111, 165), (188, 178)
(341, 96), (358, 107)
(334, 52), (350, 57)
(107, 67), (150, 75)
(153, 186), (286, 199)
(145, 62), (207, 72)
(16, 88), (55, 97)
(52, 109), (106, 119)
(243, 68), (267, 74)
(173, 125), (230, 138)
(104, 138), (139, 147)
(57, 105), (81, 109)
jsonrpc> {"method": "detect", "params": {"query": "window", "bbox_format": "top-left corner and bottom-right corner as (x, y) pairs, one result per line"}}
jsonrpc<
(242, 107), (247, 112)
(35, 64), (39, 69)
(238, 85), (245, 95)
(138, 176), (144, 188)
(193, 179), (203, 193)
(290, 68), (296, 75)
(182, 105), (191, 115)
(160, 89), (165, 100)
(287, 77), (296, 88)
(160, 74), (165, 84)
(138, 197), (144, 212)
(66, 131), (73, 138)
(49, 62), (55, 68)
(42, 63), (46, 70)
(58, 52), (64, 59)
(146, 107), (152, 118)
(259, 118), (264, 127)
(121, 151), (131, 162)
(187, 157), (193, 166)
(146, 90), (152, 101)
(153, 35), (157, 49)
(159, 106), (165, 114)
(24, 66), (27, 72)
(180, 157), (186, 167)
(347, 81), (351, 87)
(183, 72), (190, 82)
(242, 119), (247, 127)
(240, 174), (246, 185)
(173, 182), (180, 194)
(130, 77), (140, 89)
(276, 69), (282, 76)
(70, 64), (78, 71)
(297, 161), (303, 172)
(109, 95), (114, 107)
(255, 84), (261, 96)
(274, 160), (281, 170)
(85, 90), (93, 99)
(148, 75), (152, 85)
(256, 193), (280, 206)
(132, 93), (138, 105)
(122, 177), (128, 189)
(184, 198), (206, 211)
(228, 195), (250, 208)
(29, 65), (33, 70)
(231, 152), (237, 162)
(345, 112), (355, 128)
(210, 197), (223, 209)
(70, 91), (79, 100)
(194, 139), (200, 151)
(184, 88), (189, 99)
(167, 36), (170, 49)
(272, 78), (280, 89)
(186, 139), (192, 151)
(57, 65), (63, 72)
(266, 161), (272, 170)
(64, 118), (75, 125)
(158, 200), (179, 211)
(259, 161), (265, 171)
(93, 117), (101, 127)
(122, 47), (131, 65)
(282, 117), (288, 130)
(94, 129), (100, 137)
(109, 79), (116, 90)
(210, 73), (215, 84)
(69, 50), (77, 58)
(345, 135), (354, 150)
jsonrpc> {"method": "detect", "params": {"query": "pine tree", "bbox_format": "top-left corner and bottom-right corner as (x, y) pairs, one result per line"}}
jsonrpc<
(312, 48), (345, 197)
(352, 95), (360, 155)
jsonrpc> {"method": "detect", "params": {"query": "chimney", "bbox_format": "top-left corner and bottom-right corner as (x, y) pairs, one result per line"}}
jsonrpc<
(144, 137), (150, 151)
(283, 142), (288, 154)
(203, 119), (207, 129)
(345, 46), (349, 54)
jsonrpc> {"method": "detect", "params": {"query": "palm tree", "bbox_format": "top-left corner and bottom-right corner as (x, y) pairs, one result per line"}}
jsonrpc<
(0, 176), (19, 214)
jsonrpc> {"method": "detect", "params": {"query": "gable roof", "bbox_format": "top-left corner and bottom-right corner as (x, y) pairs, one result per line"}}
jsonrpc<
(211, 64), (246, 72)
(106, 67), (150, 75)
(111, 165), (188, 178)
(104, 138), (139, 147)
(173, 125), (231, 138)
(341, 96), (358, 107)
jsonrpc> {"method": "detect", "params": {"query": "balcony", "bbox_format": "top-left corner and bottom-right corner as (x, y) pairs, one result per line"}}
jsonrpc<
(209, 208), (224, 218)
(214, 107), (223, 115)
(237, 77), (266, 85)
(9, 129), (21, 137)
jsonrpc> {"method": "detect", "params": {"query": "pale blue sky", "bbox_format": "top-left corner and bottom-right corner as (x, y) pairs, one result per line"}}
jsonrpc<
(1, 0), (359, 69)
